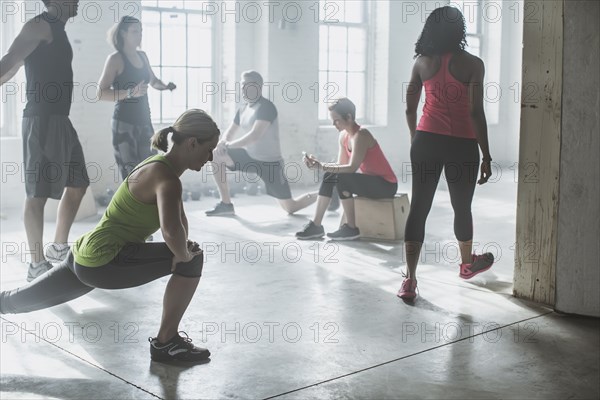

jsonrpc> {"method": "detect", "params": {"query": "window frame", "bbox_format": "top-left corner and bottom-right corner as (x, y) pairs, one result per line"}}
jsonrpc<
(318, 0), (371, 125)
(141, 1), (219, 125)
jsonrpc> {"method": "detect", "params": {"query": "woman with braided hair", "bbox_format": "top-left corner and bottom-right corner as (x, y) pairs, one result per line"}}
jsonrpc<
(1, 109), (219, 363)
(399, 6), (494, 300)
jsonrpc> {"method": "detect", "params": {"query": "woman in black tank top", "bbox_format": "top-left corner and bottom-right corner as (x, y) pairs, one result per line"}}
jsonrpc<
(97, 17), (177, 180)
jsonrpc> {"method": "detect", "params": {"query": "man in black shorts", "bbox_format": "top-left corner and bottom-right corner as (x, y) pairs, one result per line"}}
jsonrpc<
(0, 0), (89, 281)
(206, 70), (316, 216)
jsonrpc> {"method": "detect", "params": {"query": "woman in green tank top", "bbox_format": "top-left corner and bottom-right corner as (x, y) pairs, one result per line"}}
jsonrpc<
(1, 109), (220, 363)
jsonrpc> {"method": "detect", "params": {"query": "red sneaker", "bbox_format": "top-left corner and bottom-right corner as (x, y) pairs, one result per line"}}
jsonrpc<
(397, 278), (418, 300)
(459, 253), (494, 279)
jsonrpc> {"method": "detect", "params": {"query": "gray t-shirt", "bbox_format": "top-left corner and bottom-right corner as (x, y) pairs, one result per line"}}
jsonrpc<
(233, 97), (282, 162)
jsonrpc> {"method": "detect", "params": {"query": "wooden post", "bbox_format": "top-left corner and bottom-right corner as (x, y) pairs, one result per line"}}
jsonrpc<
(514, 1), (563, 305)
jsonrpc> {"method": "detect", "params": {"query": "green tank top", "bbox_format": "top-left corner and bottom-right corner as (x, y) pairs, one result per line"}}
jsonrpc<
(72, 155), (175, 267)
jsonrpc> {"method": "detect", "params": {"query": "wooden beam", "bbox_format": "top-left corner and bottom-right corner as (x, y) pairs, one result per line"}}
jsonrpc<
(514, 0), (563, 305)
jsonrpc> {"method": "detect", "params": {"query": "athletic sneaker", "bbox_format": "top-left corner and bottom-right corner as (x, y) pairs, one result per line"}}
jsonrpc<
(149, 332), (211, 363)
(205, 201), (235, 216)
(26, 261), (53, 282)
(296, 220), (325, 240)
(397, 278), (418, 300)
(459, 253), (495, 279)
(45, 243), (70, 263)
(327, 224), (360, 241)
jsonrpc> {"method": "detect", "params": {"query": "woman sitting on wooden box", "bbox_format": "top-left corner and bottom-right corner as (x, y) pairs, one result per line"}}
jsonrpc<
(296, 98), (398, 241)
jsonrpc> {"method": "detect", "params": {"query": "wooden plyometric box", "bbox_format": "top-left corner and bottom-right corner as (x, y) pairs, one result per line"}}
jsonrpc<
(341, 194), (410, 241)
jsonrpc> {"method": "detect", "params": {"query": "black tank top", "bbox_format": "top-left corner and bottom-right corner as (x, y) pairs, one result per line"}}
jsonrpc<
(112, 51), (152, 125)
(23, 12), (73, 117)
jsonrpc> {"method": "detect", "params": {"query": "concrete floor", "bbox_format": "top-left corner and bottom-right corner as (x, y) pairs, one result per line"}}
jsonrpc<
(1, 173), (598, 399)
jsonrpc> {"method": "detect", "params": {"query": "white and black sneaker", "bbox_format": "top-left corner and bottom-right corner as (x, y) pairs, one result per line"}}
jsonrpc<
(205, 202), (235, 216)
(149, 332), (210, 363)
(327, 224), (360, 241)
(296, 220), (325, 240)
(27, 260), (53, 282)
(45, 243), (70, 263)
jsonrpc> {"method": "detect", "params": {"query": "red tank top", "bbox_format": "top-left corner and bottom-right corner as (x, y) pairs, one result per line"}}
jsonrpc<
(343, 132), (397, 183)
(417, 53), (476, 139)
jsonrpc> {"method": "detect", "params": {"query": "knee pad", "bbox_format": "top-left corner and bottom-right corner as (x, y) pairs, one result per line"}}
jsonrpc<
(173, 254), (203, 278)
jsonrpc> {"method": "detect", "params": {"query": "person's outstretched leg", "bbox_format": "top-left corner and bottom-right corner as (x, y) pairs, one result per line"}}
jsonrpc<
(278, 192), (318, 214)
(0, 254), (93, 314)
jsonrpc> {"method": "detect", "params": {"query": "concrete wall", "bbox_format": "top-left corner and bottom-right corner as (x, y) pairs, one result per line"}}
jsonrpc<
(555, 1), (600, 317)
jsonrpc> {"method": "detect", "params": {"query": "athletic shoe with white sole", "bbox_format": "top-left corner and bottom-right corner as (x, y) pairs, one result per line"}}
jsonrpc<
(327, 224), (360, 241)
(296, 220), (325, 240)
(27, 261), (53, 282)
(45, 243), (70, 263)
(149, 332), (211, 363)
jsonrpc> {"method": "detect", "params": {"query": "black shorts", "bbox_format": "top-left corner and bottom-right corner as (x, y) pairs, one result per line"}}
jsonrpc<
(226, 148), (292, 199)
(22, 115), (90, 199)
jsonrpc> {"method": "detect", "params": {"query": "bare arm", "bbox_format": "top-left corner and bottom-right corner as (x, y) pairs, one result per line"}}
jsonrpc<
(406, 60), (423, 141)
(321, 130), (372, 174)
(227, 120), (270, 148)
(157, 178), (191, 262)
(97, 54), (130, 102)
(0, 20), (50, 85)
(468, 58), (491, 161)
(468, 57), (493, 185)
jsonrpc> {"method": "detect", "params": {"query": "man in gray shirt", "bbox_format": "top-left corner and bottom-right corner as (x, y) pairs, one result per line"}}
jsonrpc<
(206, 70), (317, 216)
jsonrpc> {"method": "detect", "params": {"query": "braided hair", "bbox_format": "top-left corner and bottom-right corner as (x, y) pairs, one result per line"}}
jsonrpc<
(414, 6), (467, 58)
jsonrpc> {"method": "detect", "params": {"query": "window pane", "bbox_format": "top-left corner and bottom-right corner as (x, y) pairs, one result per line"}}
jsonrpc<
(160, 67), (187, 122)
(141, 11), (160, 65)
(184, 0), (208, 10)
(320, 0), (343, 22)
(319, 25), (329, 70)
(454, 1), (479, 35)
(328, 71), (347, 100)
(188, 68), (213, 115)
(188, 14), (212, 67)
(319, 71), (329, 120)
(466, 36), (480, 57)
(328, 26), (347, 71)
(347, 28), (366, 72)
(141, 0), (157, 7)
(158, 0), (184, 9)
(344, 0), (364, 23)
(161, 12), (186, 66)
(347, 72), (365, 120)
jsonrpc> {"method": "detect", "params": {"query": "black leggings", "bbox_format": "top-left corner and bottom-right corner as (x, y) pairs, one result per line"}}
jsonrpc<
(319, 172), (397, 200)
(0, 243), (203, 314)
(404, 131), (480, 243)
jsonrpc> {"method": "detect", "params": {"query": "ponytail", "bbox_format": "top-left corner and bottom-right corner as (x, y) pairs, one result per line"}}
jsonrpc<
(150, 109), (220, 153)
(151, 126), (174, 152)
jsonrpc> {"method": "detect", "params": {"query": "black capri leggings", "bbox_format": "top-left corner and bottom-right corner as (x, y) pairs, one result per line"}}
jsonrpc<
(319, 172), (397, 200)
(0, 243), (203, 314)
(404, 130), (480, 243)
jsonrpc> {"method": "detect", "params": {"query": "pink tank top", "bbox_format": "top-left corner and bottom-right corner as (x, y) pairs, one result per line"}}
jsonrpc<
(343, 132), (397, 183)
(417, 53), (476, 139)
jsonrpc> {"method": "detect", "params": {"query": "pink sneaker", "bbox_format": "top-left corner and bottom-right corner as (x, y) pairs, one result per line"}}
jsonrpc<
(397, 278), (418, 300)
(459, 253), (494, 279)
